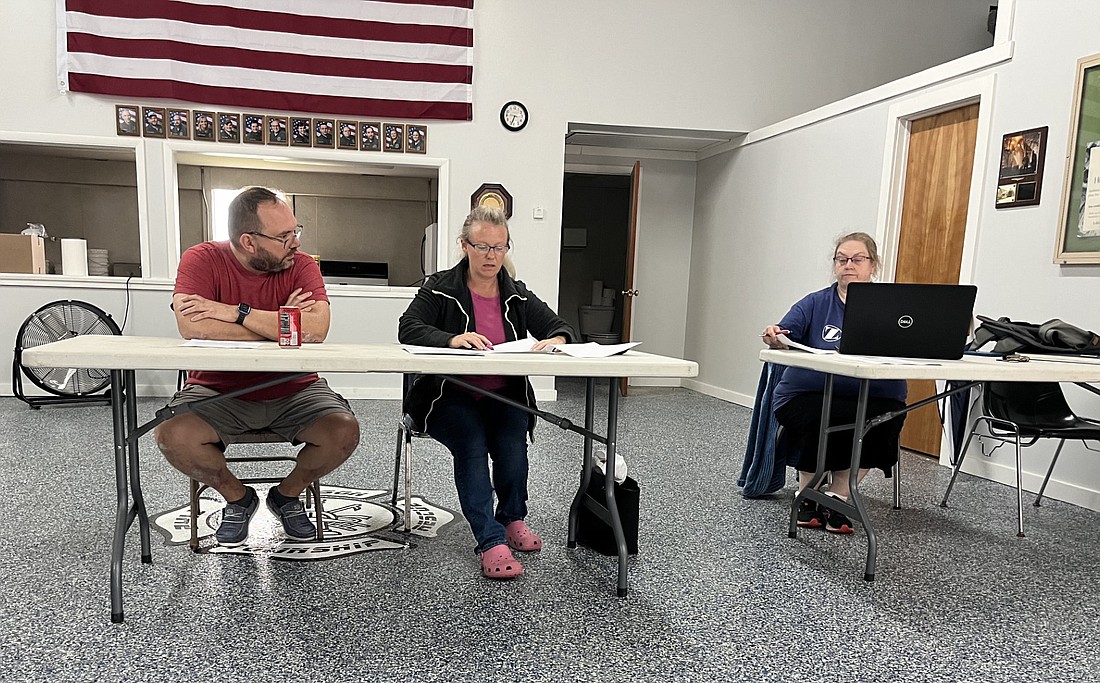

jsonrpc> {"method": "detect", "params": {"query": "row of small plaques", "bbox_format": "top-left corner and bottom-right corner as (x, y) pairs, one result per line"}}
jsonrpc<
(115, 105), (427, 153)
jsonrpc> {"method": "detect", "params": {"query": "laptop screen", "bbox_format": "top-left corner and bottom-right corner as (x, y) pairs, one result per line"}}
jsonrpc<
(839, 282), (977, 359)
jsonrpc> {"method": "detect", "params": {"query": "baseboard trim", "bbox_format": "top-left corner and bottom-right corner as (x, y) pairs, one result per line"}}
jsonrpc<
(681, 379), (753, 408)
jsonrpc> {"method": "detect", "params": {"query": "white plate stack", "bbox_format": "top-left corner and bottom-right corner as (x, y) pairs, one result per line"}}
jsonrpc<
(88, 248), (109, 276)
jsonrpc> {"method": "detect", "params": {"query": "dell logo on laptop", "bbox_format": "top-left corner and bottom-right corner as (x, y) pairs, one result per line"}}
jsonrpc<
(898, 315), (914, 329)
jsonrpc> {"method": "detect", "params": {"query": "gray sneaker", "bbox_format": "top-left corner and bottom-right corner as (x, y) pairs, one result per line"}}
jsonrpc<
(215, 488), (259, 546)
(266, 493), (316, 541)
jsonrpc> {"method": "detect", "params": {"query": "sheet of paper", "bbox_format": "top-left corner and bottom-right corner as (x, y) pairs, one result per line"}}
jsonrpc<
(776, 334), (837, 355)
(552, 341), (641, 358)
(182, 340), (263, 349)
(489, 338), (541, 353)
(403, 345), (485, 356)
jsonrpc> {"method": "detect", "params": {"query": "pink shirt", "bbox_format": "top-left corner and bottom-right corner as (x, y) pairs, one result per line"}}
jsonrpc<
(466, 290), (507, 394)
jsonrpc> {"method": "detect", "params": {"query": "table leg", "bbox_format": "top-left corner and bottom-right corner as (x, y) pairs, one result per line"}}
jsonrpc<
(603, 378), (629, 598)
(109, 370), (128, 624)
(846, 380), (877, 582)
(567, 378), (597, 547)
(790, 374), (835, 538)
(125, 370), (152, 564)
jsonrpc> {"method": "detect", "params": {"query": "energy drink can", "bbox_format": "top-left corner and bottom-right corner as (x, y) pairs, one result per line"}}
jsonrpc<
(278, 305), (301, 348)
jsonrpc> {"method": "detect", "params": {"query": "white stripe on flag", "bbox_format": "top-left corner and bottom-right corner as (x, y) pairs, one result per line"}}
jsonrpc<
(65, 12), (472, 65)
(183, 0), (472, 27)
(66, 52), (472, 102)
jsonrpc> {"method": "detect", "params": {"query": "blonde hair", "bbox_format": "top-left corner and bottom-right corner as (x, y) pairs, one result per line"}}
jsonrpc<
(457, 206), (516, 277)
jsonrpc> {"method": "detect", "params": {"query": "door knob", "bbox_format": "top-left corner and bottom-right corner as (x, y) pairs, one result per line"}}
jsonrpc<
(621, 289), (639, 297)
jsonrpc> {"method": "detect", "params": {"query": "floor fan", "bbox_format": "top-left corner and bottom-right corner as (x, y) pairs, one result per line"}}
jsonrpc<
(12, 300), (121, 408)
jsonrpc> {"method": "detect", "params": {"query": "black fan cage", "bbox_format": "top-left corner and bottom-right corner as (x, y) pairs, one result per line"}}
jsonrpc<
(16, 300), (121, 397)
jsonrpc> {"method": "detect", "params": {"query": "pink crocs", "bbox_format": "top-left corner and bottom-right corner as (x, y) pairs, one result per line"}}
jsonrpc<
(505, 520), (543, 552)
(479, 543), (524, 579)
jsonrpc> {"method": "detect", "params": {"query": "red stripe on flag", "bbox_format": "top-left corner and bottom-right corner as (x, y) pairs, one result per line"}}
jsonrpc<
(65, 0), (473, 47)
(68, 73), (472, 120)
(67, 33), (472, 84)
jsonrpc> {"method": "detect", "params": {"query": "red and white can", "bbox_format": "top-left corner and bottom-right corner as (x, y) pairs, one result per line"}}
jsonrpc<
(278, 305), (301, 348)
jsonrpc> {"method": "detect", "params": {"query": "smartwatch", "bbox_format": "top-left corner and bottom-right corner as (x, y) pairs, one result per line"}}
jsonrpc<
(235, 303), (251, 325)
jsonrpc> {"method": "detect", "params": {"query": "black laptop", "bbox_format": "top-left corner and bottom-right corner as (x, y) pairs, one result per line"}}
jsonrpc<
(839, 282), (977, 360)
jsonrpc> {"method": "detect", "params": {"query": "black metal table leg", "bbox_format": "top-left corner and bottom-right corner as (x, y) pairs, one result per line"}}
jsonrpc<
(125, 370), (152, 564)
(846, 380), (877, 581)
(567, 378), (597, 547)
(603, 378), (628, 598)
(109, 369), (128, 624)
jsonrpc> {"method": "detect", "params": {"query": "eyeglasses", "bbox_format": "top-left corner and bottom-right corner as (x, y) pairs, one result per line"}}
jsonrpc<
(465, 240), (510, 255)
(833, 255), (870, 266)
(249, 225), (303, 248)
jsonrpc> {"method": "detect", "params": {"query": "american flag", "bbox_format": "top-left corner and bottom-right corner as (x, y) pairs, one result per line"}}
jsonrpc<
(57, 0), (473, 121)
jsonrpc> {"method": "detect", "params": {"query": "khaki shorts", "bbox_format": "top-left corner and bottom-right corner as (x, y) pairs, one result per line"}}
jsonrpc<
(166, 377), (354, 448)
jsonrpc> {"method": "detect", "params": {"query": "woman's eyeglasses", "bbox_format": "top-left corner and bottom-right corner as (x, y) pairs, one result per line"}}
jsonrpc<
(249, 225), (303, 248)
(466, 241), (510, 254)
(833, 255), (869, 266)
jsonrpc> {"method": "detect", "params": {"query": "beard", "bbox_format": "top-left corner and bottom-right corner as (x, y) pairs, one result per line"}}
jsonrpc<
(249, 245), (294, 272)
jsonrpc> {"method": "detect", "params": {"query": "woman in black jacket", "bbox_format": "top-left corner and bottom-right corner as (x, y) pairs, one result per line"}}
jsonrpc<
(398, 207), (577, 579)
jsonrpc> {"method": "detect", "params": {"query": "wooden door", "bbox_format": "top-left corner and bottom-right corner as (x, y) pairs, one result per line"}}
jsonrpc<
(619, 161), (641, 396)
(895, 104), (979, 456)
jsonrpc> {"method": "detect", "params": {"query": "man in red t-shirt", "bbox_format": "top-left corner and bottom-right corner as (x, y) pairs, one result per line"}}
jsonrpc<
(155, 186), (360, 546)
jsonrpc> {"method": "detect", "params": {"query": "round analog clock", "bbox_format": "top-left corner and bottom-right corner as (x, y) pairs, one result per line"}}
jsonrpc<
(500, 101), (528, 132)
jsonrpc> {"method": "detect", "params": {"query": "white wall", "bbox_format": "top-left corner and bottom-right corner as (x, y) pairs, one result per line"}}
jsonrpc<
(686, 0), (1100, 510)
(0, 0), (993, 401)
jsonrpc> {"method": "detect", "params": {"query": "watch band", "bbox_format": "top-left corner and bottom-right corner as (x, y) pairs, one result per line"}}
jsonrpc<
(235, 303), (251, 325)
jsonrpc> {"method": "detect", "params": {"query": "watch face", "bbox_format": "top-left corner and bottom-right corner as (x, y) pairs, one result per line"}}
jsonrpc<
(501, 101), (528, 131)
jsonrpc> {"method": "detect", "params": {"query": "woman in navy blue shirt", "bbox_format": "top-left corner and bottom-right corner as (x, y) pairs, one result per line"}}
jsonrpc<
(761, 232), (906, 533)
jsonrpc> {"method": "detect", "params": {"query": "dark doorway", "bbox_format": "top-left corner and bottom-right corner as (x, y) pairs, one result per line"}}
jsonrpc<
(558, 172), (631, 337)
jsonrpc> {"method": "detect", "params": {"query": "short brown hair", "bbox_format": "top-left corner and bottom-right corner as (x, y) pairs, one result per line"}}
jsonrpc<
(228, 186), (281, 244)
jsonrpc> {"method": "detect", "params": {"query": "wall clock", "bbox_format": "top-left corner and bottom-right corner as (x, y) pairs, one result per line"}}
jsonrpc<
(471, 183), (513, 219)
(500, 101), (528, 132)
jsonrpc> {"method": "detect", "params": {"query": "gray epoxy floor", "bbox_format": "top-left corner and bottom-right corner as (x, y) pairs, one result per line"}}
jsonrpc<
(1, 378), (1099, 682)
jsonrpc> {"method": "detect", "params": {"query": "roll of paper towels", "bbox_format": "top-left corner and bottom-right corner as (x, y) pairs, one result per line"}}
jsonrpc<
(61, 238), (89, 277)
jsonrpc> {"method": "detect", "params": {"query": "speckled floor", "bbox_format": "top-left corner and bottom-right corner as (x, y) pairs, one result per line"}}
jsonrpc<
(1, 377), (1098, 682)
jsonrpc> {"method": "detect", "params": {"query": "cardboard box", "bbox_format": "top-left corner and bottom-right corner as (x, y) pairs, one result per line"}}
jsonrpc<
(0, 234), (46, 274)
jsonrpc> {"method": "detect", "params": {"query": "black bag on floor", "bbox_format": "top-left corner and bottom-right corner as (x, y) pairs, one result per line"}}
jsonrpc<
(576, 469), (640, 556)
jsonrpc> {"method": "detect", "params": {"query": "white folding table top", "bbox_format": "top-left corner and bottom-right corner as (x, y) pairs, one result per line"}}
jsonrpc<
(760, 349), (1100, 383)
(23, 335), (699, 379)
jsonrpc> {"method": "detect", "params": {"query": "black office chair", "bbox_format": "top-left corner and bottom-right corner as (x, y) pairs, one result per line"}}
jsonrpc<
(175, 372), (325, 550)
(940, 381), (1100, 537)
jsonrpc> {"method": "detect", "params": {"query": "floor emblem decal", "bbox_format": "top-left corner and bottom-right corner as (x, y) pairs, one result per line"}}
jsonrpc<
(152, 485), (456, 561)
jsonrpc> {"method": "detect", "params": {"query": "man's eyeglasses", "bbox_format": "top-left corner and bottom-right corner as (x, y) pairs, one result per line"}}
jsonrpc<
(833, 255), (869, 266)
(466, 240), (510, 255)
(249, 225), (303, 248)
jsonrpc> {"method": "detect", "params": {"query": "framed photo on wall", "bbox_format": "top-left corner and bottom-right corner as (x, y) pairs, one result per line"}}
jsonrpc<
(115, 105), (139, 136)
(291, 117), (312, 146)
(217, 113), (240, 143)
(242, 114), (265, 143)
(142, 107), (165, 138)
(337, 120), (359, 149)
(314, 118), (335, 148)
(995, 126), (1047, 209)
(1056, 53), (1100, 263)
(266, 115), (288, 145)
(360, 122), (381, 151)
(193, 111), (215, 140)
(406, 125), (427, 154)
(167, 110), (190, 139)
(383, 123), (405, 152)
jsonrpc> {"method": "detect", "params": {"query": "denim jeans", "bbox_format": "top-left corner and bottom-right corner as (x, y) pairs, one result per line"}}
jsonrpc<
(425, 394), (530, 554)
